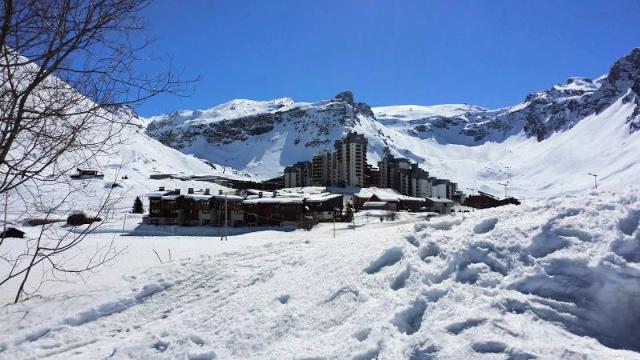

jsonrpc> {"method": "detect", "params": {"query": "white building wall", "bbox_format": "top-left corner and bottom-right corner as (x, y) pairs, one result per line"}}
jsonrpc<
(413, 178), (430, 198)
(433, 184), (447, 198)
(285, 172), (300, 188)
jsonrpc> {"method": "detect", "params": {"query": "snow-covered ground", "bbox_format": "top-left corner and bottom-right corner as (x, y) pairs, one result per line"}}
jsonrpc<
(1, 188), (639, 359)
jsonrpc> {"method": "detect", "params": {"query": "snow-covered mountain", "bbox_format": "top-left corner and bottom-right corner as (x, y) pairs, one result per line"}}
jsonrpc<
(145, 48), (640, 198)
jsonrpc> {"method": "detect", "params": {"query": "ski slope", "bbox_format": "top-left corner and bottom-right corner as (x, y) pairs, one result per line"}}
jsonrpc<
(1, 188), (639, 359)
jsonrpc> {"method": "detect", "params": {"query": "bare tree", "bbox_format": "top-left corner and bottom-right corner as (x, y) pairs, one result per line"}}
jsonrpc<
(0, 0), (193, 302)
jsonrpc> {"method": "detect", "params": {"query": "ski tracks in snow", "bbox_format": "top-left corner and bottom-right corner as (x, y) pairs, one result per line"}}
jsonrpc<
(2, 189), (640, 359)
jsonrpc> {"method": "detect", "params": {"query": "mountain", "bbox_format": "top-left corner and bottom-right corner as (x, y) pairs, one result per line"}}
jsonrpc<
(145, 91), (393, 179)
(145, 48), (640, 197)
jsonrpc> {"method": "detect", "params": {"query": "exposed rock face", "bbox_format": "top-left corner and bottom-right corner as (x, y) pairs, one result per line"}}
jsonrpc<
(396, 48), (640, 142)
(334, 90), (355, 106)
(512, 48), (640, 140)
(146, 93), (376, 150)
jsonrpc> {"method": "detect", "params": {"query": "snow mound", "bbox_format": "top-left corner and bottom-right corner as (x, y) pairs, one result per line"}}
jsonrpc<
(473, 217), (498, 234)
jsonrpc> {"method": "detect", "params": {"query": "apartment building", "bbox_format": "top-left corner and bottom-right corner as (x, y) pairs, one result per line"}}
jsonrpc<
(334, 132), (368, 187)
(284, 161), (313, 188)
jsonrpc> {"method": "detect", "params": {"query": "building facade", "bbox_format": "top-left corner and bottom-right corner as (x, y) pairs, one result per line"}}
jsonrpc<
(284, 161), (312, 188)
(312, 152), (332, 186)
(431, 179), (449, 199)
(334, 132), (368, 187)
(288, 132), (368, 188)
(410, 164), (431, 198)
(378, 149), (432, 198)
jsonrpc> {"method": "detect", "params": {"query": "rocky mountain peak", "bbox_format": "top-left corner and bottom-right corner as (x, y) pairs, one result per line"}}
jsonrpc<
(604, 48), (640, 95)
(335, 90), (355, 106)
(333, 90), (375, 118)
(145, 47), (640, 166)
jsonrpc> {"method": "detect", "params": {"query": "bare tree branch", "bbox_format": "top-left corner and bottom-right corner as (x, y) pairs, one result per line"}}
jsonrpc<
(0, 0), (195, 303)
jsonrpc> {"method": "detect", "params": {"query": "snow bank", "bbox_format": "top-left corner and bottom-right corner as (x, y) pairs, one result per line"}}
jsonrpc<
(1, 189), (639, 359)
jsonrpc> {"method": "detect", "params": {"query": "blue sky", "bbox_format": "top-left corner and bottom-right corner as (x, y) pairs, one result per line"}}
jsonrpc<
(136, 0), (640, 116)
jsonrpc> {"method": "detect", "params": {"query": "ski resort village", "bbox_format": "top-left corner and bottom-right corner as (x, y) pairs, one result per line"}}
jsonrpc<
(142, 131), (517, 230)
(2, 2), (640, 360)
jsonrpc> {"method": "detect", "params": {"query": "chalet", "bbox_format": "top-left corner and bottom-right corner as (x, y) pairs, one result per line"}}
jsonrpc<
(398, 196), (427, 212)
(353, 188), (427, 212)
(355, 193), (399, 211)
(145, 188), (183, 225)
(362, 200), (394, 211)
(145, 187), (245, 226)
(242, 193), (305, 226)
(425, 197), (454, 214)
(305, 193), (344, 222)
(70, 168), (104, 179)
(180, 190), (214, 226)
(208, 191), (244, 226)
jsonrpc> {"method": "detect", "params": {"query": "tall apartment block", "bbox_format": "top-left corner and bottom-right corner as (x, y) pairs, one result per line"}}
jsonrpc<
(333, 132), (368, 187)
(379, 149), (432, 198)
(284, 161), (313, 188)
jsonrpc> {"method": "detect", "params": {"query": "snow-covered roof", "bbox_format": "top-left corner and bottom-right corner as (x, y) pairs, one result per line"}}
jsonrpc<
(278, 186), (328, 195)
(426, 197), (454, 204)
(243, 196), (304, 205)
(363, 201), (388, 207)
(305, 193), (343, 202)
(183, 194), (213, 200)
(354, 187), (401, 202)
(146, 191), (173, 197)
(161, 195), (181, 200)
(208, 194), (244, 201)
(354, 187), (424, 202)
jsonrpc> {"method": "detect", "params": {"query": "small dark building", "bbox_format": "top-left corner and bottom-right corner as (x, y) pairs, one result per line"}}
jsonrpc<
(464, 191), (521, 209)
(67, 213), (102, 226)
(364, 194), (399, 211)
(242, 196), (305, 226)
(1, 227), (25, 238)
(425, 197), (454, 214)
(305, 194), (344, 222)
(70, 168), (104, 179)
(398, 197), (426, 212)
(209, 193), (245, 226)
(146, 189), (183, 225)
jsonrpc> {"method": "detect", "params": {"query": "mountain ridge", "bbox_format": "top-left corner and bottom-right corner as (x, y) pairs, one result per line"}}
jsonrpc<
(143, 48), (640, 197)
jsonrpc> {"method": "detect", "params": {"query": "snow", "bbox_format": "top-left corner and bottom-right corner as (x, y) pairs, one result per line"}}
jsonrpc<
(355, 187), (423, 202)
(373, 104), (487, 122)
(146, 98), (298, 127)
(1, 188), (640, 359)
(146, 88), (640, 200)
(373, 94), (640, 199)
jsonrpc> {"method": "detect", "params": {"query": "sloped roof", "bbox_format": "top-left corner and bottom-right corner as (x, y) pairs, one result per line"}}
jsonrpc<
(354, 187), (424, 202)
(243, 196), (304, 205)
(305, 193), (343, 203)
(426, 197), (454, 204)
